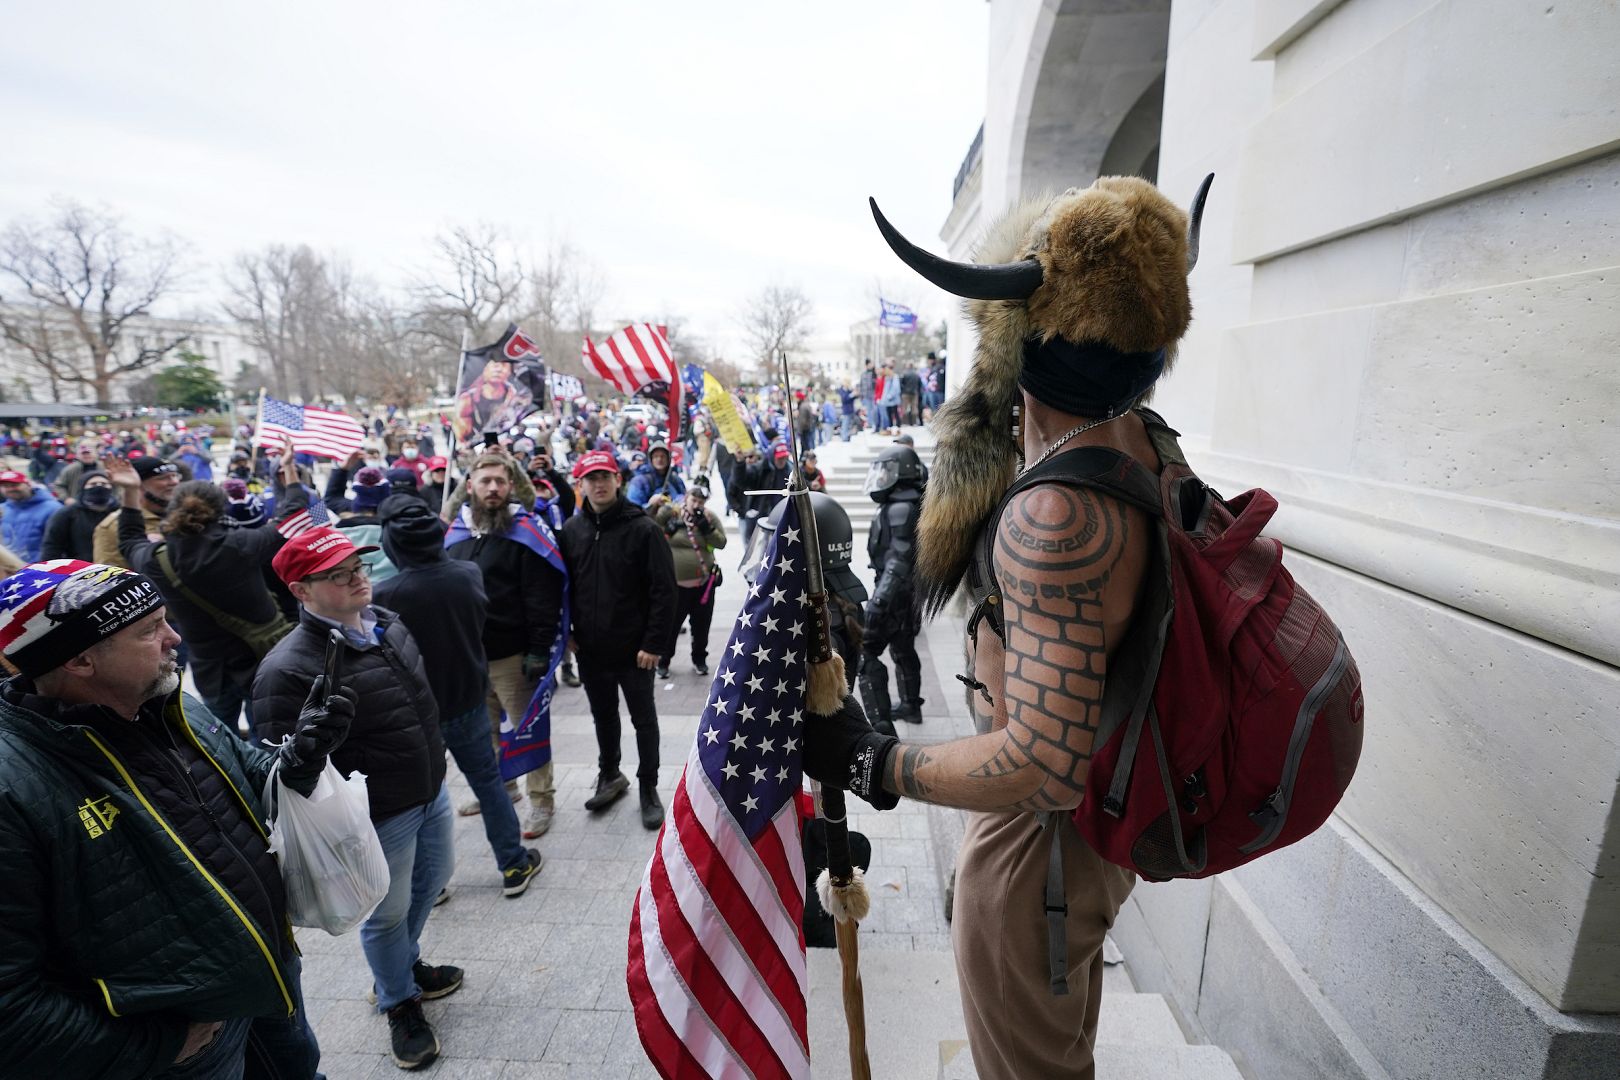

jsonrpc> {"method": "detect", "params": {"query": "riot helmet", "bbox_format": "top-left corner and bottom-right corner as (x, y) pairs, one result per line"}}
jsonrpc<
(740, 491), (863, 599)
(862, 444), (925, 502)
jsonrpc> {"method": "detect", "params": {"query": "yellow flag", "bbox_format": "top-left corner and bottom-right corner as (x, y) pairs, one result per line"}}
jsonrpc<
(703, 372), (755, 453)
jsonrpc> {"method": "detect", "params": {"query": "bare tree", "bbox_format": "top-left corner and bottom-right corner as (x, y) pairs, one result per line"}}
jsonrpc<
(223, 245), (343, 399)
(0, 201), (189, 404)
(737, 283), (815, 381)
(526, 241), (606, 381)
(410, 223), (532, 351)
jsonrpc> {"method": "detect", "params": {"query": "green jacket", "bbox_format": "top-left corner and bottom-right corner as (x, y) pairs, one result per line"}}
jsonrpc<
(0, 686), (297, 1079)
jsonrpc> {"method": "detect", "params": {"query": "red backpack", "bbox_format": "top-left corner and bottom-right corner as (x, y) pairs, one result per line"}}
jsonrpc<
(969, 408), (1364, 883)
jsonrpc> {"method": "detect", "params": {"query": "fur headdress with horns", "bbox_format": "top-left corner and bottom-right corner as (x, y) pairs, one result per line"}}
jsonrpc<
(870, 173), (1212, 614)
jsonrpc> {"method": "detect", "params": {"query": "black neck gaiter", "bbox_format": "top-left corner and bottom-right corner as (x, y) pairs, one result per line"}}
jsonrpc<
(1018, 336), (1166, 419)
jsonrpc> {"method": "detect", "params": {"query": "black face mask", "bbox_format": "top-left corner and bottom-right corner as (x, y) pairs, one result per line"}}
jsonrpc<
(78, 486), (116, 511)
(1018, 336), (1166, 419)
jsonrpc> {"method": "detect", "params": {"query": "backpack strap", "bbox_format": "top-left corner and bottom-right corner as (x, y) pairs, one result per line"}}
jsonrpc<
(152, 545), (288, 657)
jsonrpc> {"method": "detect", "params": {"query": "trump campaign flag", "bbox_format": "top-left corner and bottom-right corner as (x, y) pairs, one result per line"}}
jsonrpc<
(455, 324), (549, 443)
(583, 323), (688, 438)
(254, 395), (366, 460)
(878, 298), (918, 332)
(628, 497), (810, 1080)
(443, 503), (568, 780)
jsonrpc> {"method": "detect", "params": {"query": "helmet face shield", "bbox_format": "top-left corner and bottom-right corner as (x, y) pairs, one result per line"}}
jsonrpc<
(863, 458), (899, 500)
(740, 519), (775, 585)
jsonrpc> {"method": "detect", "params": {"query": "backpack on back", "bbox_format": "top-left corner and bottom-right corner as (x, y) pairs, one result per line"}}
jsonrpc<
(970, 408), (1364, 882)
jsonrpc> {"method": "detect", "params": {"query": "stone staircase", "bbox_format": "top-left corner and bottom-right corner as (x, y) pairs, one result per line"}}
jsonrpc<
(806, 949), (1244, 1079)
(807, 427), (936, 535)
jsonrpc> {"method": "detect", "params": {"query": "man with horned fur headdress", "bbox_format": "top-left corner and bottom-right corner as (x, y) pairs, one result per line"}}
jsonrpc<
(804, 173), (1212, 1078)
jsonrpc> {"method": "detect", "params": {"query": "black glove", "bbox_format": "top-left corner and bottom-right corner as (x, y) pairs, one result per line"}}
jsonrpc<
(802, 695), (900, 810)
(276, 676), (357, 789)
(521, 653), (546, 680)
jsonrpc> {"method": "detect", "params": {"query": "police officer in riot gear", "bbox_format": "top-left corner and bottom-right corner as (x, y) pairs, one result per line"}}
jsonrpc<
(739, 492), (874, 703)
(861, 443), (926, 727)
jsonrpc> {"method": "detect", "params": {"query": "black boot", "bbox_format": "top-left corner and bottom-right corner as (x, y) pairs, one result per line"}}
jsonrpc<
(859, 654), (897, 737)
(895, 666), (925, 724)
(640, 786), (665, 830)
(585, 770), (630, 811)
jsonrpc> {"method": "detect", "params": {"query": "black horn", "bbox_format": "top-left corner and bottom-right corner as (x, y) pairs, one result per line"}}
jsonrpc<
(1187, 173), (1214, 272)
(869, 197), (1044, 301)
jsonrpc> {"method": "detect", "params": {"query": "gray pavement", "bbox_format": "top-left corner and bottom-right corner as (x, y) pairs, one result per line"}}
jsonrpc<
(299, 435), (962, 1077)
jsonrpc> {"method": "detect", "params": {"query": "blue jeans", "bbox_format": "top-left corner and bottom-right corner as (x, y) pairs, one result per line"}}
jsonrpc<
(245, 954), (324, 1080)
(439, 703), (526, 873)
(840, 414), (854, 441)
(158, 1018), (251, 1078)
(361, 784), (455, 1012)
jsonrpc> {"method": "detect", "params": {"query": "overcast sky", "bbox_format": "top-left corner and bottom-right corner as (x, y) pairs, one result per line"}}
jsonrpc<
(1, 2), (986, 364)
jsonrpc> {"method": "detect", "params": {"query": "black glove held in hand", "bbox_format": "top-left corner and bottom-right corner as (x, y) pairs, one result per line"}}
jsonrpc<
(277, 676), (358, 785)
(802, 695), (900, 810)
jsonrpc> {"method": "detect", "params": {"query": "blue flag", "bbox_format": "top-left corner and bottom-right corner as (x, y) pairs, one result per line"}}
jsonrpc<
(879, 298), (918, 332)
(444, 505), (570, 781)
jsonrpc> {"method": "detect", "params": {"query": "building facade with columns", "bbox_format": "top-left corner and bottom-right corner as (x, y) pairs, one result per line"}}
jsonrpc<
(937, 3), (1619, 1077)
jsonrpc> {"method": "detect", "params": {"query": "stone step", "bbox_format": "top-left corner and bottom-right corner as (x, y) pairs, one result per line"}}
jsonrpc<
(939, 1041), (1246, 1080)
(808, 949), (1199, 1080)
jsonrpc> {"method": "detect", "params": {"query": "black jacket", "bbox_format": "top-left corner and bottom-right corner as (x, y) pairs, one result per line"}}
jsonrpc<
(445, 524), (564, 663)
(560, 496), (676, 664)
(535, 466), (575, 518)
(0, 685), (296, 1075)
(374, 523), (491, 719)
(40, 502), (115, 561)
(251, 606), (446, 821)
(118, 484), (308, 702)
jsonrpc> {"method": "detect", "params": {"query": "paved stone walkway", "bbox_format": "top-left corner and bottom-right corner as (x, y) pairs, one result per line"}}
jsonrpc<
(299, 467), (964, 1077)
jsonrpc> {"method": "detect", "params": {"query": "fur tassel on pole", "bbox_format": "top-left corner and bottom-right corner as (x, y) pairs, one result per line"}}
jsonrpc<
(780, 355), (873, 1080)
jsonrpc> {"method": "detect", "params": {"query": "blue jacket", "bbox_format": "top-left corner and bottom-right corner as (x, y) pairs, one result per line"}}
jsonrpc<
(626, 463), (686, 507)
(175, 448), (213, 482)
(2, 485), (62, 561)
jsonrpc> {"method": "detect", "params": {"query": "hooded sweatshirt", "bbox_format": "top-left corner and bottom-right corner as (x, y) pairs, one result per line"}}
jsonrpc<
(0, 484), (62, 562)
(371, 496), (490, 718)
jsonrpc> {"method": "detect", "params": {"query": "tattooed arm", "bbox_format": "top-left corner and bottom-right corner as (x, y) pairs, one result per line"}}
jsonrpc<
(880, 484), (1126, 811)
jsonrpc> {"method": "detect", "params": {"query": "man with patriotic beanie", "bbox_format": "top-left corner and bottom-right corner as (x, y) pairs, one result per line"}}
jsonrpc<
(0, 559), (355, 1077)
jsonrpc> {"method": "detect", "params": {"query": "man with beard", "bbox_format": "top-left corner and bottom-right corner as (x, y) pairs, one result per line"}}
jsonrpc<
(0, 560), (354, 1077)
(93, 456), (179, 568)
(41, 471), (118, 561)
(560, 450), (676, 829)
(446, 453), (566, 840)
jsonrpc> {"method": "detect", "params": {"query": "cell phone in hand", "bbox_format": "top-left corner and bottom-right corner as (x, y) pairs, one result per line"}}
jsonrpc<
(483, 432), (501, 448)
(323, 628), (344, 693)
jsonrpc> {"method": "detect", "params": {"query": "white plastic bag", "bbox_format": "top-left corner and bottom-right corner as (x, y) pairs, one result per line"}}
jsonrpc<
(262, 760), (390, 935)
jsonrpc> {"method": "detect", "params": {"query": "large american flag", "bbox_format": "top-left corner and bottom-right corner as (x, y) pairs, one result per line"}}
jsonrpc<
(255, 395), (366, 460)
(583, 323), (687, 437)
(629, 497), (810, 1080)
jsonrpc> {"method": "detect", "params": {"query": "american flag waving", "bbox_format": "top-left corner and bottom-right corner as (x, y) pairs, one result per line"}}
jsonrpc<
(583, 323), (688, 439)
(629, 497), (810, 1080)
(255, 395), (366, 461)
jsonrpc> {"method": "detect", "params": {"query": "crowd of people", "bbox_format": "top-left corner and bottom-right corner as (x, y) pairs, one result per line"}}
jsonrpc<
(0, 367), (936, 1074)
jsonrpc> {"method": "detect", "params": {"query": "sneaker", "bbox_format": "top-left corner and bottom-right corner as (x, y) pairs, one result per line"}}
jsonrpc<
(458, 783), (521, 817)
(502, 848), (544, 897)
(433, 887), (452, 907)
(386, 996), (440, 1070)
(560, 662), (581, 688)
(655, 666), (670, 680)
(412, 960), (464, 1000)
(639, 787), (665, 831)
(584, 770), (630, 811)
(522, 804), (554, 839)
(693, 662), (709, 677)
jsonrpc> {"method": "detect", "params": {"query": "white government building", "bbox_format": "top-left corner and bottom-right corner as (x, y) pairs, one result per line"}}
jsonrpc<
(931, 3), (1618, 1078)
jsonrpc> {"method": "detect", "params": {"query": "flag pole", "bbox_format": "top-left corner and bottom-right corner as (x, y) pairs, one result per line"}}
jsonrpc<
(781, 353), (872, 1080)
(442, 328), (471, 521)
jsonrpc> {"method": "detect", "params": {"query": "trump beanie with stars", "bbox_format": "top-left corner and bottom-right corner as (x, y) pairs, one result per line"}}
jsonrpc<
(0, 561), (164, 679)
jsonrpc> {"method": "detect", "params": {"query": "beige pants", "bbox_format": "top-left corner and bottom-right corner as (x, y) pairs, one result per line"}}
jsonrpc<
(952, 810), (1135, 1080)
(485, 653), (555, 809)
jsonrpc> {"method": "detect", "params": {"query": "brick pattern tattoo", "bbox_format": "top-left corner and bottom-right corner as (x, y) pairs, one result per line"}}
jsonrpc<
(969, 484), (1126, 811)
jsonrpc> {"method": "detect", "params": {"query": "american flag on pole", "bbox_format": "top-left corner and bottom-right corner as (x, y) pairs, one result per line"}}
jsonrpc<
(629, 497), (810, 1080)
(275, 495), (332, 540)
(255, 395), (366, 460)
(583, 323), (688, 438)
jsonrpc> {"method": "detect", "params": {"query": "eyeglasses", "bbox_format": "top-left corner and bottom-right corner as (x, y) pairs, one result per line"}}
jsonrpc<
(305, 564), (371, 587)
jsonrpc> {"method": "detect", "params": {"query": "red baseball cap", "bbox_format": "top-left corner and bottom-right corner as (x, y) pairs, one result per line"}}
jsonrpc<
(572, 450), (619, 479)
(0, 471), (28, 484)
(426, 456), (447, 471)
(272, 527), (379, 585)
